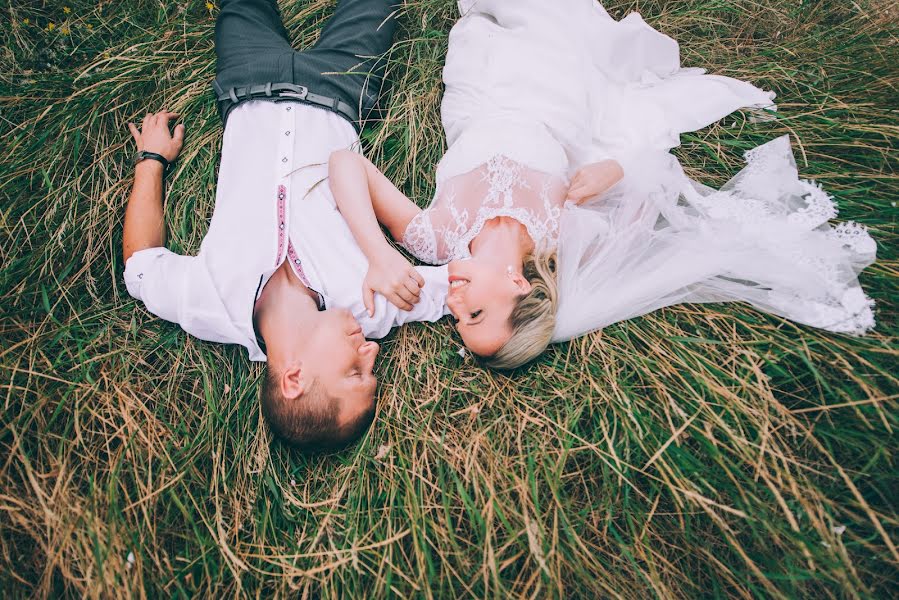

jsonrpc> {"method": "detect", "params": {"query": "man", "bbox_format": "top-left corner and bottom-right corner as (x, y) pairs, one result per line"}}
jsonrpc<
(122, 0), (448, 452)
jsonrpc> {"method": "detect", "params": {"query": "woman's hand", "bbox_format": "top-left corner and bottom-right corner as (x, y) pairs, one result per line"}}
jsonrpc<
(128, 111), (185, 163)
(567, 159), (624, 204)
(363, 244), (426, 316)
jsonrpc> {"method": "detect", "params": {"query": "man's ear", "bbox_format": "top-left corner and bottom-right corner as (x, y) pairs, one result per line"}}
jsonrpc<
(510, 272), (532, 295)
(279, 362), (306, 399)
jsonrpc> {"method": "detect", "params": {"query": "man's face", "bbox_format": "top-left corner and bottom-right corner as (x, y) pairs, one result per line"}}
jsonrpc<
(301, 308), (379, 424)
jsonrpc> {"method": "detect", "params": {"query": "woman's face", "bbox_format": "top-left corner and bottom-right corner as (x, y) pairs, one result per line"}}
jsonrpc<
(446, 258), (531, 356)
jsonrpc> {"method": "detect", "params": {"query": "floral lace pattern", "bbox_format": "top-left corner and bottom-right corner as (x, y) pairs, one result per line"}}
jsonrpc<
(401, 155), (565, 264)
(687, 136), (876, 335)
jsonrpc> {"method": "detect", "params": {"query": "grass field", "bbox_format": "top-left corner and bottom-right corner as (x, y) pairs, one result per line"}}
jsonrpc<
(1, 0), (897, 597)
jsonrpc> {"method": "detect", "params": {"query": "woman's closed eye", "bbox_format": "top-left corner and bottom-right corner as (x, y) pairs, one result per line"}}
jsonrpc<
(469, 310), (483, 322)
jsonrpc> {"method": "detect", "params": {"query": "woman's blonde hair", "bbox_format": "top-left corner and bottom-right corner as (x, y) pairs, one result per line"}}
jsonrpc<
(484, 250), (558, 370)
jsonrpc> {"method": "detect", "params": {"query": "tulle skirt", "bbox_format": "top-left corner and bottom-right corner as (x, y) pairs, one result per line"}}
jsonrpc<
(553, 138), (877, 340)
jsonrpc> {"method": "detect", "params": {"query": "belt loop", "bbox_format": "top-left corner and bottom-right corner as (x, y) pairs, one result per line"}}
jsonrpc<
(228, 87), (238, 104)
(264, 82), (272, 97)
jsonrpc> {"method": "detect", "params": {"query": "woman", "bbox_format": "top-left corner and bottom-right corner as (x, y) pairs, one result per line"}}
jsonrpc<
(330, 149), (624, 369)
(330, 0), (876, 367)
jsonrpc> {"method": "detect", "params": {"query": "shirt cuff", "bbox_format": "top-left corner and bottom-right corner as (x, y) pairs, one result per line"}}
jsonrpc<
(123, 247), (178, 301)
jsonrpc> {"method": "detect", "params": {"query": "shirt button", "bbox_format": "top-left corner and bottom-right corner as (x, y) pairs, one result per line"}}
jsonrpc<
(282, 157), (287, 163)
(279, 223), (284, 230)
(285, 130), (291, 136)
(286, 106), (291, 111)
(295, 259), (301, 265)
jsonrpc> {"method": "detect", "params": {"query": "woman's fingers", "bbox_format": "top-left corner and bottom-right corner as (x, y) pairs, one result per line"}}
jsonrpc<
(570, 171), (583, 187)
(568, 183), (588, 202)
(403, 279), (422, 303)
(409, 269), (425, 288)
(363, 286), (376, 317)
(390, 292), (413, 311)
(397, 286), (417, 305)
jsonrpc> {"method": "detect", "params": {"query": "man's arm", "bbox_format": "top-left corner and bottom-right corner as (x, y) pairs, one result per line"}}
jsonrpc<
(328, 149), (425, 316)
(123, 111), (184, 262)
(121, 112), (235, 346)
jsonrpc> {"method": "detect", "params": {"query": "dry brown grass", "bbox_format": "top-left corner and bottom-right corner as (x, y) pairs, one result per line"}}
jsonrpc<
(1, 0), (897, 597)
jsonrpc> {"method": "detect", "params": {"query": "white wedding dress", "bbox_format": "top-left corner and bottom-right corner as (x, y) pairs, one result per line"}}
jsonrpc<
(402, 0), (877, 340)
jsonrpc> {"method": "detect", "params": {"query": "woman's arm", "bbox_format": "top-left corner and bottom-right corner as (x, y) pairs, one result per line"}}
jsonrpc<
(328, 149), (421, 244)
(566, 159), (624, 205)
(328, 150), (425, 316)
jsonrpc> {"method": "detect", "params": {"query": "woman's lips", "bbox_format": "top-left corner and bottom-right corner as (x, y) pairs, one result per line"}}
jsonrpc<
(448, 276), (469, 290)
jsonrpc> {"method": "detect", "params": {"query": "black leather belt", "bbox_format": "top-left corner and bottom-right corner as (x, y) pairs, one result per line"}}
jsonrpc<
(213, 81), (358, 125)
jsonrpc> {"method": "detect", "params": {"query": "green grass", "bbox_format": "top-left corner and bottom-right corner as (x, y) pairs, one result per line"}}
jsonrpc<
(1, 0), (897, 597)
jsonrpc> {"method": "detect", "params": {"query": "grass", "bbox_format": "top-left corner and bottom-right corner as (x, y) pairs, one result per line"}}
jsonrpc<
(1, 0), (897, 597)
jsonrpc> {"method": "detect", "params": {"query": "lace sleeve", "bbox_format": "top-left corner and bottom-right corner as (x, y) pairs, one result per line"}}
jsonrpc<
(399, 211), (440, 264)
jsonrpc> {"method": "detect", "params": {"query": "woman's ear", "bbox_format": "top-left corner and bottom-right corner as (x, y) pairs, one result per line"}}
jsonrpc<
(509, 272), (532, 295)
(280, 362), (306, 399)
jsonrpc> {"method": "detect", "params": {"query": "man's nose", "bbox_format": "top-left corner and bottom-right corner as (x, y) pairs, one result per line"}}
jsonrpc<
(360, 341), (379, 369)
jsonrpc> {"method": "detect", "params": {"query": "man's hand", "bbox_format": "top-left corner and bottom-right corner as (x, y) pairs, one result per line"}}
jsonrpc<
(363, 244), (425, 316)
(567, 159), (624, 205)
(128, 111), (185, 163)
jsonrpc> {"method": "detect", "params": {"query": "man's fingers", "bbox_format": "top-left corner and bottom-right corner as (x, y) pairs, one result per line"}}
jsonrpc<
(410, 269), (425, 288)
(157, 111), (180, 124)
(364, 286), (375, 317)
(173, 123), (185, 143)
(144, 113), (154, 126)
(128, 123), (141, 145)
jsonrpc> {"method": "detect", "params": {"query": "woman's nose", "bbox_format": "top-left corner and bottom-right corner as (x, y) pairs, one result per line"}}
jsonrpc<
(446, 296), (461, 317)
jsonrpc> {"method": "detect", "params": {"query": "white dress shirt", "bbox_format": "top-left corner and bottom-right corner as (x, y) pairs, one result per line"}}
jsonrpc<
(124, 100), (449, 361)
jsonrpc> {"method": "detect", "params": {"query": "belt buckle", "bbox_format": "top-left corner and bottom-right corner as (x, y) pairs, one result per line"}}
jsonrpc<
(281, 85), (308, 101)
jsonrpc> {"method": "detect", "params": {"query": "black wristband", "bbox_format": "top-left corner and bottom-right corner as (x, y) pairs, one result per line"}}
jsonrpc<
(133, 151), (171, 174)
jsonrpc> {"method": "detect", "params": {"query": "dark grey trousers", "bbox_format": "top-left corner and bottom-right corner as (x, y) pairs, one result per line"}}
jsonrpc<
(213, 0), (397, 130)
